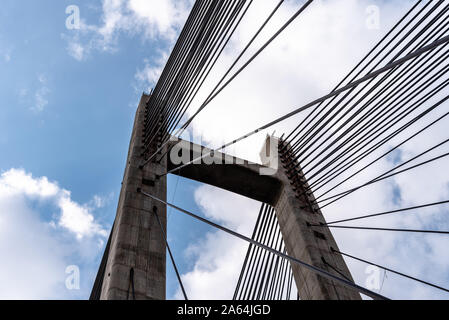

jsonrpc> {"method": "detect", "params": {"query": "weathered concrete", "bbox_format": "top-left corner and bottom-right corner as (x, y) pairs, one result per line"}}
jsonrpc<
(99, 94), (167, 300)
(272, 137), (361, 300)
(166, 139), (282, 205)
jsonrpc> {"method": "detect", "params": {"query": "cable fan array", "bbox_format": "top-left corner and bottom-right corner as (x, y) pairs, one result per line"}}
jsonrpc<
(136, 0), (449, 300)
(234, 204), (296, 301)
(239, 0), (449, 299)
(143, 0), (253, 159)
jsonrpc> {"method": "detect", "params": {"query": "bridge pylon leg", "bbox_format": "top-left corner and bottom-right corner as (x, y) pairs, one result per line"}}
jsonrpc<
(271, 137), (361, 300)
(98, 94), (167, 300)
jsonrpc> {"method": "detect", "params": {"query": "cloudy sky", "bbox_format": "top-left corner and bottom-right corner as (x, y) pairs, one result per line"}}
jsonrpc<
(0, 0), (448, 300)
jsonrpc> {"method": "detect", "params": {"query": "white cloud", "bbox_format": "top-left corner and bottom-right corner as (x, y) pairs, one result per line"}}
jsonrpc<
(174, 185), (260, 300)
(0, 45), (12, 63)
(194, 185), (260, 234)
(26, 74), (51, 112)
(64, 0), (192, 60)
(0, 168), (106, 239)
(91, 193), (113, 209)
(179, 231), (250, 300)
(126, 0), (191, 40)
(34, 88), (50, 112)
(0, 196), (67, 299)
(67, 41), (85, 61)
(18, 88), (28, 98)
(135, 52), (168, 91)
(1, 168), (59, 198)
(58, 191), (108, 240)
(0, 168), (108, 299)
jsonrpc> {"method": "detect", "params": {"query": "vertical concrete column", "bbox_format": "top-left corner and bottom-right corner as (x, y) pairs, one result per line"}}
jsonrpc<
(263, 136), (361, 300)
(100, 94), (167, 300)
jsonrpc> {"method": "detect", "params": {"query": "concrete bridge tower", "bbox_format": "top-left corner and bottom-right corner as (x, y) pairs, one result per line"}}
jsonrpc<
(90, 93), (361, 300)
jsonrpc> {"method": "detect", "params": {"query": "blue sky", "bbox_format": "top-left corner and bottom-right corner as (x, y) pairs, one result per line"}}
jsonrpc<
(0, 0), (209, 299)
(1, 0), (449, 300)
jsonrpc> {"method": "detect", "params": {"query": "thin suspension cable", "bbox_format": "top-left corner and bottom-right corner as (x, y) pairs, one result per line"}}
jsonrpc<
(245, 206), (276, 300)
(282, 0), (425, 146)
(156, 0), (285, 162)
(325, 200), (449, 225)
(137, 189), (388, 300)
(150, 0), (252, 150)
(161, 1), (252, 140)
(320, 150), (449, 208)
(284, 19), (448, 176)
(257, 209), (285, 300)
(333, 248), (449, 294)
(134, 1), (449, 301)
(297, 29), (449, 178)
(285, 0), (441, 156)
(278, 251), (289, 300)
(152, 207), (188, 300)
(319, 140), (449, 208)
(308, 78), (449, 186)
(144, 0), (207, 128)
(182, 0), (311, 129)
(311, 96), (449, 198)
(145, 1), (242, 142)
(251, 207), (277, 300)
(145, 1), (243, 145)
(241, 206), (272, 299)
(145, 1), (218, 133)
(261, 226), (284, 299)
(144, 1), (248, 151)
(162, 35), (449, 177)
(306, 59), (449, 191)
(241, 205), (273, 300)
(274, 252), (288, 300)
(321, 257), (353, 283)
(312, 224), (449, 235)
(142, 0), (315, 166)
(234, 203), (264, 300)
(287, 10), (449, 176)
(297, 10), (449, 174)
(153, 1), (241, 137)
